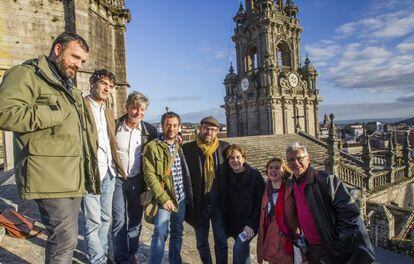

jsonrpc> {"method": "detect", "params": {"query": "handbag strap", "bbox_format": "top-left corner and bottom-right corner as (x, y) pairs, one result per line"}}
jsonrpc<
(165, 142), (180, 178)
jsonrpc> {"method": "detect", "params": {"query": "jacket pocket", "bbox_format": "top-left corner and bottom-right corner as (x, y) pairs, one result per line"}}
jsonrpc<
(26, 137), (81, 194)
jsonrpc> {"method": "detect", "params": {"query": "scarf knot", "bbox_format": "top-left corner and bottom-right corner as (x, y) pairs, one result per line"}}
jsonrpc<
(196, 136), (219, 194)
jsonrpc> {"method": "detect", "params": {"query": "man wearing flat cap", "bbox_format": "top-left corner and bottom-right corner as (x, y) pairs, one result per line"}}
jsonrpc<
(183, 116), (230, 263)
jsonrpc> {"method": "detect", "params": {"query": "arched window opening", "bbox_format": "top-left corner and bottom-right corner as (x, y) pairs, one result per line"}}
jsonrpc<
(246, 46), (258, 73)
(276, 42), (292, 72)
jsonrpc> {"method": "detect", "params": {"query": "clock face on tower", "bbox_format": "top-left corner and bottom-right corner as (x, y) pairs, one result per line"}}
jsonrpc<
(241, 77), (249, 91)
(288, 72), (299, 87)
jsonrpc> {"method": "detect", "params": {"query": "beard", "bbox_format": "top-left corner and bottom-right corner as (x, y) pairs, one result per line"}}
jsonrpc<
(164, 131), (177, 140)
(56, 54), (76, 80)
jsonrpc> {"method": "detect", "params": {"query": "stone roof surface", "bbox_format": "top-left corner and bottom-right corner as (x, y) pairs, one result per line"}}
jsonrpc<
(225, 133), (366, 175)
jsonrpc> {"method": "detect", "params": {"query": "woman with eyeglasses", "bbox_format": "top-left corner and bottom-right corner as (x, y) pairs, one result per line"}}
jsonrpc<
(257, 157), (303, 264)
(224, 144), (265, 264)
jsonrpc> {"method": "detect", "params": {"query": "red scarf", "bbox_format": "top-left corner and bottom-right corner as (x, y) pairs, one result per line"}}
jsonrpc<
(275, 182), (293, 254)
(263, 182), (293, 254)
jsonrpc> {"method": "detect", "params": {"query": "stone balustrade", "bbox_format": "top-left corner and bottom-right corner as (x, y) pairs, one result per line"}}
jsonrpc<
(337, 163), (366, 188)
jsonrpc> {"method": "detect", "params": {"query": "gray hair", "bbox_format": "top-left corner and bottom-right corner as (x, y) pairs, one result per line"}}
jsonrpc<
(126, 91), (149, 109)
(286, 142), (308, 156)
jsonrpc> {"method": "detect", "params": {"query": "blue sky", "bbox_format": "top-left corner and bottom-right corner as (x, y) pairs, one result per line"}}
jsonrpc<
(124, 0), (414, 123)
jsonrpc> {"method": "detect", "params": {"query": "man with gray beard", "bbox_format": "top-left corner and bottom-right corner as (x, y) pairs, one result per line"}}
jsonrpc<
(0, 32), (89, 264)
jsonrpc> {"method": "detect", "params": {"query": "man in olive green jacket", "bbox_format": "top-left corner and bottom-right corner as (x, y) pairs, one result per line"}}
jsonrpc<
(0, 32), (89, 264)
(142, 112), (193, 264)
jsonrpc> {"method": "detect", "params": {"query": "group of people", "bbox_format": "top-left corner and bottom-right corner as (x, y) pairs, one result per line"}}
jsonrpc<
(0, 32), (376, 264)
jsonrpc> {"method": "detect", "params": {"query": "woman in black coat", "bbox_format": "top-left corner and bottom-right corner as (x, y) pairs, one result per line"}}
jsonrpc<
(224, 144), (265, 264)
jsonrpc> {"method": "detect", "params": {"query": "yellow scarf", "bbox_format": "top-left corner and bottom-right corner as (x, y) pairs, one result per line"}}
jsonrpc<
(196, 135), (219, 194)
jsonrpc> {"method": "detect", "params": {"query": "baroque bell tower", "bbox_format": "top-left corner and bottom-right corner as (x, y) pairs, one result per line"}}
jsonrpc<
(223, 0), (321, 137)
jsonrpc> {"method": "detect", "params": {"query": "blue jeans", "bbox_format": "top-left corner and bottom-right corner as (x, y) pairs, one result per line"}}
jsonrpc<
(194, 207), (228, 264)
(81, 170), (115, 264)
(232, 237), (250, 264)
(149, 199), (186, 264)
(112, 176), (143, 264)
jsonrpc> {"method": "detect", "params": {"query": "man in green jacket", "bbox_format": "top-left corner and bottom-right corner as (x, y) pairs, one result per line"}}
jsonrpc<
(0, 32), (89, 263)
(142, 112), (193, 264)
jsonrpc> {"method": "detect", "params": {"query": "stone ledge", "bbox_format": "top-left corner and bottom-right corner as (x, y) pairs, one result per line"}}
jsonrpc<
(0, 225), (5, 244)
(0, 170), (14, 186)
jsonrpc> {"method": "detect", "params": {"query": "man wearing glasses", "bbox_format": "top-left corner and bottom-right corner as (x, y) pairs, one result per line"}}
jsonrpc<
(286, 142), (375, 264)
(183, 116), (229, 263)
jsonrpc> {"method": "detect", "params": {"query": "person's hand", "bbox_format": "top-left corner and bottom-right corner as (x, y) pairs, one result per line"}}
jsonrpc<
(162, 200), (176, 211)
(176, 134), (183, 144)
(243, 226), (254, 240)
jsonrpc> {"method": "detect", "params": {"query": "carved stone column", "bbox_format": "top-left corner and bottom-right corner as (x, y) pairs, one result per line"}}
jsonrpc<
(362, 129), (374, 190)
(403, 131), (412, 177)
(326, 114), (339, 175)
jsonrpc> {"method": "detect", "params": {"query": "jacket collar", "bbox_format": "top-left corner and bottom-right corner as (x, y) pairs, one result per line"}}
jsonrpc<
(305, 166), (318, 185)
(26, 55), (81, 103)
(293, 166), (317, 186)
(118, 114), (151, 136)
(29, 55), (68, 88)
(87, 95), (106, 110)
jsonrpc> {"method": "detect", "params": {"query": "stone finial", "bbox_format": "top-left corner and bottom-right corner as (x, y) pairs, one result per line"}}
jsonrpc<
(234, 2), (246, 23)
(323, 112), (329, 126)
(305, 53), (311, 65)
(362, 128), (373, 174)
(386, 133), (395, 169)
(225, 62), (237, 83)
(229, 63), (234, 74)
(329, 113), (336, 136)
(277, 0), (284, 12)
(403, 131), (411, 166)
(392, 130), (397, 148)
(387, 132), (395, 151)
(285, 0), (299, 17)
(326, 113), (339, 174)
(302, 53), (317, 75)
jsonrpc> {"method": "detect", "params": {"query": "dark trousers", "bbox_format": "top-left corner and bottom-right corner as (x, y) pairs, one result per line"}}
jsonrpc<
(112, 176), (143, 264)
(194, 206), (228, 264)
(307, 244), (332, 264)
(36, 197), (81, 264)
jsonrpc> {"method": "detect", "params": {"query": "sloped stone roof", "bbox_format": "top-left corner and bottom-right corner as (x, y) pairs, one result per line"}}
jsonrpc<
(225, 133), (365, 179)
(225, 133), (328, 175)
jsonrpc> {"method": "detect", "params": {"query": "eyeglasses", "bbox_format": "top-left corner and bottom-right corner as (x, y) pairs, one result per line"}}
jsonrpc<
(287, 155), (308, 163)
(202, 125), (218, 133)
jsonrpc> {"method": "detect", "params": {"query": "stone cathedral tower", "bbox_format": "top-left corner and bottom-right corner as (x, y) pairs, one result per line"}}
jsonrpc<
(0, 0), (130, 117)
(223, 0), (321, 137)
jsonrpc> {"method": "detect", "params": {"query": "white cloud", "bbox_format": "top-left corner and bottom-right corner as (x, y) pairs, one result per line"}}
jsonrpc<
(334, 5), (414, 41)
(304, 43), (341, 62)
(397, 38), (414, 53)
(372, 12), (414, 39)
(304, 1), (414, 95)
(336, 22), (357, 38)
(320, 102), (413, 120)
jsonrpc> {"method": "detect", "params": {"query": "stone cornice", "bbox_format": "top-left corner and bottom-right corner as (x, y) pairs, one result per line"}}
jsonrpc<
(89, 0), (131, 25)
